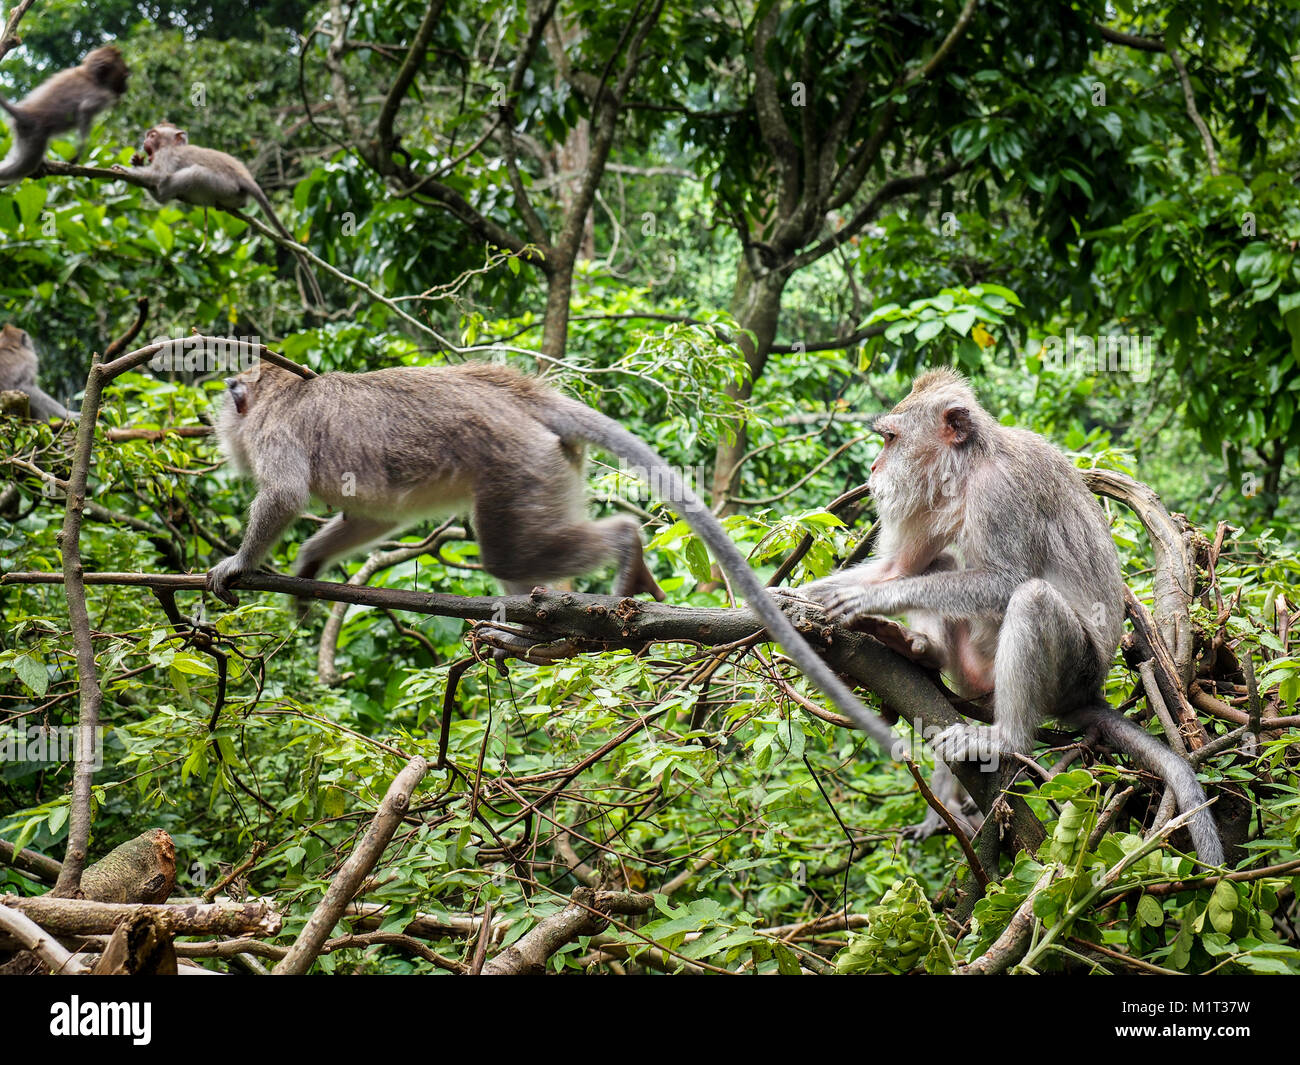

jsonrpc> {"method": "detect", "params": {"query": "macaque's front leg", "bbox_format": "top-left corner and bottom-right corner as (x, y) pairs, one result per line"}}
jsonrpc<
(207, 486), (305, 604)
(814, 578), (896, 625)
(798, 558), (896, 601)
(820, 570), (1018, 626)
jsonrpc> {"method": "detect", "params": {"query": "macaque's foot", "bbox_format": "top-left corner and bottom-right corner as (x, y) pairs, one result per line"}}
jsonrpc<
(902, 809), (947, 842)
(903, 805), (984, 842)
(206, 557), (244, 606)
(932, 723), (1006, 769)
(853, 616), (939, 665)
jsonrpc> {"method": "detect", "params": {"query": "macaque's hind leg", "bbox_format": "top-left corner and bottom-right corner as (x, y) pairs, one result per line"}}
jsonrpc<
(293, 513), (400, 582)
(482, 512), (661, 599)
(852, 615), (944, 668)
(475, 469), (661, 598)
(933, 578), (1092, 765)
(611, 523), (665, 600)
(290, 513), (399, 615)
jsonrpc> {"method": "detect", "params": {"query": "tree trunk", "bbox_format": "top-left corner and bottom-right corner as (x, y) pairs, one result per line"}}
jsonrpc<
(556, 119), (596, 261)
(709, 260), (788, 513)
(541, 267), (574, 361)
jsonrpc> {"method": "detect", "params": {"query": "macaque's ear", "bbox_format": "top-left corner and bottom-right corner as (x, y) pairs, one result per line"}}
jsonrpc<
(942, 405), (973, 446)
(175, 129), (188, 144)
(226, 377), (250, 415)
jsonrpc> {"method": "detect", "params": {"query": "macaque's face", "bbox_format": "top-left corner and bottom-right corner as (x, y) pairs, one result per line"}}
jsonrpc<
(866, 395), (966, 519)
(142, 124), (185, 160)
(85, 46), (130, 94)
(223, 364), (265, 417)
(868, 413), (902, 478)
(0, 324), (35, 355)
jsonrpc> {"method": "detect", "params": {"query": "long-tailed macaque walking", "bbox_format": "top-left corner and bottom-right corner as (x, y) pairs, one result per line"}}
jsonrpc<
(207, 360), (902, 756)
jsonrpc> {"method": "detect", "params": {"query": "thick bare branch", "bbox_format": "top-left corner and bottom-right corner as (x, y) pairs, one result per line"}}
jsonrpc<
(273, 755), (430, 974)
(1082, 468), (1196, 687)
(376, 0), (449, 159)
(481, 887), (653, 974)
(3, 896), (281, 937)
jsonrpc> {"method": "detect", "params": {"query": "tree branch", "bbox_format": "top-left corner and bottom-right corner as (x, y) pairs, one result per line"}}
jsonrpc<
(2, 896), (281, 937)
(793, 160), (964, 272)
(752, 3), (800, 224)
(0, 0), (35, 62)
(50, 347), (106, 898)
(376, 0), (449, 160)
(1168, 45), (1220, 177)
(274, 755), (430, 973)
(480, 887), (653, 974)
(1094, 22), (1165, 52)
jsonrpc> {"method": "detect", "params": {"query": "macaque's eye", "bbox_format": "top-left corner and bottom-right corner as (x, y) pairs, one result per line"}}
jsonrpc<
(880, 430), (897, 444)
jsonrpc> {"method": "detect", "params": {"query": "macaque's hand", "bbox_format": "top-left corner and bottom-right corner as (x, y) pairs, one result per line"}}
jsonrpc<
(206, 556), (244, 606)
(794, 562), (892, 606)
(768, 586), (818, 608)
(817, 582), (888, 625)
(779, 575), (847, 607)
(772, 580), (891, 628)
(129, 152), (146, 167)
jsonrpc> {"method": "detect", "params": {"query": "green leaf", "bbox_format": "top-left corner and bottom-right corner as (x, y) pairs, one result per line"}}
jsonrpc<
(151, 218), (175, 252)
(13, 652), (49, 697)
(1235, 242), (1275, 287)
(1137, 894), (1164, 927)
(773, 941), (801, 975)
(684, 537), (712, 584)
(14, 181), (47, 224)
(945, 308), (978, 335)
(914, 319), (945, 345)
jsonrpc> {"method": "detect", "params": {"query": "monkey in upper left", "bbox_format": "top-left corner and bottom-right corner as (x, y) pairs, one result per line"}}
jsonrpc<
(0, 324), (70, 420)
(0, 45), (129, 185)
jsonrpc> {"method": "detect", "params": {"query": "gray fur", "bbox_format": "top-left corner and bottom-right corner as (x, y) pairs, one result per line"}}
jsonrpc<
(0, 324), (71, 420)
(0, 46), (129, 184)
(802, 368), (1223, 864)
(207, 359), (902, 756)
(129, 123), (324, 308)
